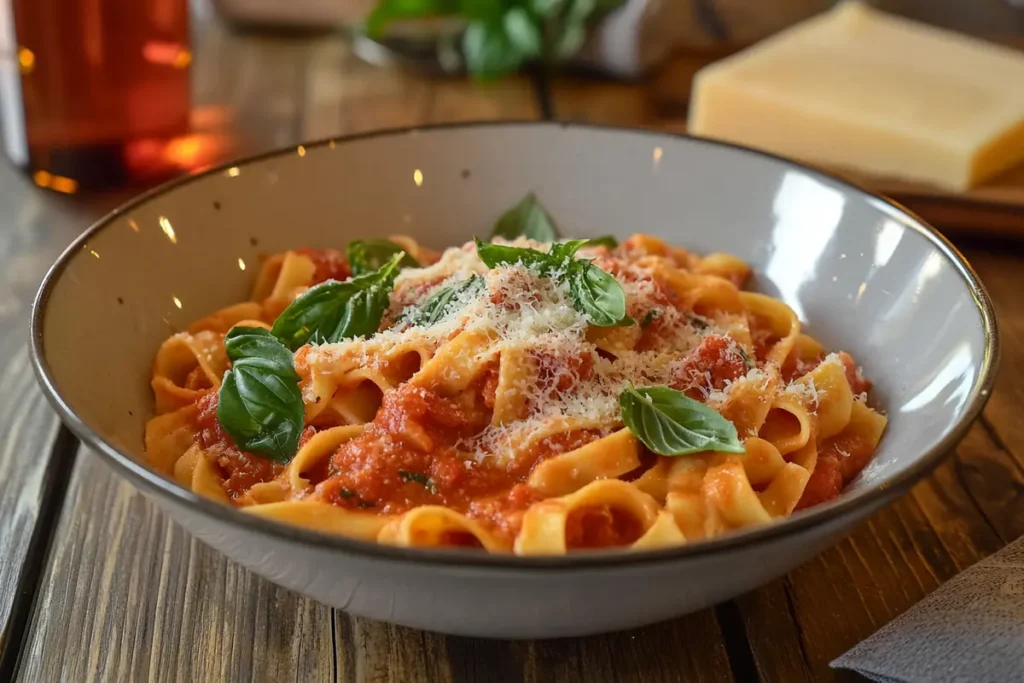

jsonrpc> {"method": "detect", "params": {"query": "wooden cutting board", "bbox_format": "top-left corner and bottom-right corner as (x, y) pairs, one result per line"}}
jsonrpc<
(864, 168), (1024, 239)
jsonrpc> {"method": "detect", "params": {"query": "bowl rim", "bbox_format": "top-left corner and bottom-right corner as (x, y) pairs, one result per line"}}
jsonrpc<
(30, 120), (1000, 570)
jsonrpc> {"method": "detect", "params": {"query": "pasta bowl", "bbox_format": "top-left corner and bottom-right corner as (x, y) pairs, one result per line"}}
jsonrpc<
(31, 122), (998, 638)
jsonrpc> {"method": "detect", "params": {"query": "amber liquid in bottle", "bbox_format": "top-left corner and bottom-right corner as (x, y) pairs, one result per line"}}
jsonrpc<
(0, 0), (191, 192)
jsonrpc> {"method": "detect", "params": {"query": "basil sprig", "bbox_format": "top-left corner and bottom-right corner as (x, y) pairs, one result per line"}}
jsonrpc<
(347, 239), (418, 277)
(366, 0), (625, 80)
(272, 253), (405, 350)
(619, 384), (745, 456)
(217, 327), (305, 463)
(405, 275), (484, 326)
(491, 192), (559, 242)
(475, 237), (630, 327)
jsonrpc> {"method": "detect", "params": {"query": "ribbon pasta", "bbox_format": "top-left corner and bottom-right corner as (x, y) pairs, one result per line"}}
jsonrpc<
(144, 234), (885, 554)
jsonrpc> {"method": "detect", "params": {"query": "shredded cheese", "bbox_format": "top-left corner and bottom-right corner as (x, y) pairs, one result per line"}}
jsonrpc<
(308, 240), (760, 464)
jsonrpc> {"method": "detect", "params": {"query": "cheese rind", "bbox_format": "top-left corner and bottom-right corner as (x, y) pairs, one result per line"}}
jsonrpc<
(689, 2), (1024, 191)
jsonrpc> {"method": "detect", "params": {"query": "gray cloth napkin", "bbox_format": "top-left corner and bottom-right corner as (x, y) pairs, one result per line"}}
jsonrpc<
(832, 535), (1024, 683)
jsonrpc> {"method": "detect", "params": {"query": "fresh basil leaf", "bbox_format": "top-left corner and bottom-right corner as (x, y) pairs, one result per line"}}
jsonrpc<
(475, 237), (631, 326)
(475, 237), (554, 271)
(399, 469), (437, 494)
(548, 238), (589, 262)
(271, 253), (403, 350)
(529, 0), (568, 16)
(585, 235), (618, 248)
(217, 327), (304, 463)
(491, 193), (560, 242)
(347, 239), (418, 277)
(406, 275), (484, 326)
(567, 261), (629, 327)
(460, 0), (505, 22)
(503, 7), (542, 59)
(619, 384), (745, 456)
(365, 0), (460, 36)
(462, 21), (525, 80)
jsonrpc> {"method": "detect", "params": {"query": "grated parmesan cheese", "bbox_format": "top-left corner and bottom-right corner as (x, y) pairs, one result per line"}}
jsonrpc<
(307, 239), (764, 464)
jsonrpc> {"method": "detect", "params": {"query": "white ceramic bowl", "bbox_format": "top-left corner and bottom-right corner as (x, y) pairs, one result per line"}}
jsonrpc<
(31, 123), (998, 638)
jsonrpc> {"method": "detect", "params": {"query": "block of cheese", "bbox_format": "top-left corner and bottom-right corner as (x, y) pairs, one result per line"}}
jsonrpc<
(689, 2), (1024, 191)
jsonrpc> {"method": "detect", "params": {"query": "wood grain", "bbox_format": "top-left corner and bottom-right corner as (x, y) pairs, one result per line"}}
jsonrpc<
(17, 450), (334, 683)
(0, 157), (133, 666)
(334, 608), (735, 683)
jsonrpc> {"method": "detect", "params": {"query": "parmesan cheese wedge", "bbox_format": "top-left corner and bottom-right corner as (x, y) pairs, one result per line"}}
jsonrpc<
(689, 2), (1024, 191)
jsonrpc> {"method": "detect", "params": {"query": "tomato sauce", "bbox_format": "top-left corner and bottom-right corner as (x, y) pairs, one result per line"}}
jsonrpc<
(295, 247), (350, 284)
(748, 313), (779, 361)
(781, 352), (825, 383)
(312, 368), (603, 544)
(194, 393), (283, 499)
(838, 351), (871, 395)
(672, 335), (747, 400)
(796, 430), (874, 510)
(564, 505), (645, 549)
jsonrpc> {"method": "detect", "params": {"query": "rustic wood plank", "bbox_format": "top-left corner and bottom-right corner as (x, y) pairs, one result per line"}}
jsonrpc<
(0, 157), (131, 670)
(16, 450), (335, 683)
(298, 38), (537, 141)
(964, 248), (1024, 483)
(335, 608), (735, 683)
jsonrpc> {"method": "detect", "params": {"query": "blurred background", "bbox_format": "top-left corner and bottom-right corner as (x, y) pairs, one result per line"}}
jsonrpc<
(1, 0), (1023, 199)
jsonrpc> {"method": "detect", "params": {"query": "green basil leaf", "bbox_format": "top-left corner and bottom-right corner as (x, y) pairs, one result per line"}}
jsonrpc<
(399, 469), (438, 494)
(347, 239), (418, 277)
(529, 0), (568, 17)
(491, 193), (560, 242)
(619, 384), (745, 456)
(217, 327), (304, 463)
(365, 0), (460, 36)
(406, 275), (484, 326)
(554, 20), (586, 59)
(460, 0), (505, 22)
(585, 235), (618, 248)
(462, 21), (525, 80)
(502, 7), (542, 59)
(476, 236), (630, 326)
(474, 237), (554, 272)
(567, 261), (629, 327)
(738, 347), (754, 370)
(271, 253), (403, 350)
(548, 238), (588, 262)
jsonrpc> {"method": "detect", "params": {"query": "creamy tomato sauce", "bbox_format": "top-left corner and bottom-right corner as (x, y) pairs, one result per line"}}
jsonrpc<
(672, 334), (748, 399)
(295, 248), (350, 285)
(310, 365), (603, 544)
(194, 393), (283, 499)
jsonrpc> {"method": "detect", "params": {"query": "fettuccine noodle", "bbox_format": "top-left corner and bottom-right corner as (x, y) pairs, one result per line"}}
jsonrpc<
(145, 234), (885, 554)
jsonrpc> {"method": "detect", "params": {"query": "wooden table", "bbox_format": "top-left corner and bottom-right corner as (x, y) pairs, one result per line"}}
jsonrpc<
(2, 15), (1023, 683)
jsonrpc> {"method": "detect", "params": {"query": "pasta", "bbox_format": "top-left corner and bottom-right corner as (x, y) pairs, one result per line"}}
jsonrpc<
(145, 217), (885, 555)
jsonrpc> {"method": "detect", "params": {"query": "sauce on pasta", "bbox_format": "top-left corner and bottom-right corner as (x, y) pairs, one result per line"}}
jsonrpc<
(145, 234), (887, 554)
